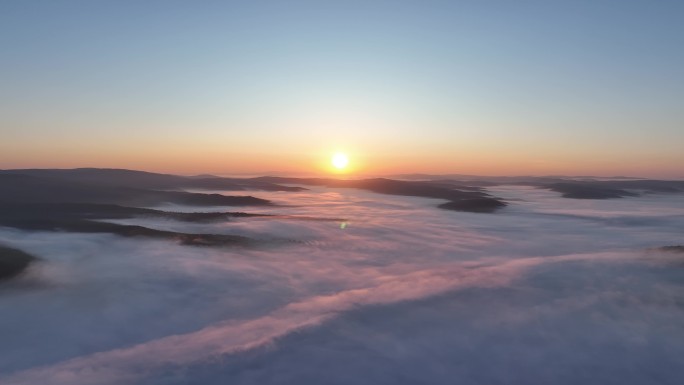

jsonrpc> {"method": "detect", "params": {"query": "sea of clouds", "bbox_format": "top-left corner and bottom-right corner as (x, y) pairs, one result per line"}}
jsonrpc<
(0, 186), (683, 384)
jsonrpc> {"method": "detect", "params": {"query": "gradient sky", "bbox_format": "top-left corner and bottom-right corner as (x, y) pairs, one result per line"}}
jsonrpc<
(1, 0), (683, 177)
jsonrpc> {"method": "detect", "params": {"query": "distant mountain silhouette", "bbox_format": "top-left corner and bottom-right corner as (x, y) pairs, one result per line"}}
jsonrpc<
(542, 180), (684, 199)
(659, 246), (684, 253)
(0, 173), (273, 206)
(389, 173), (684, 199)
(0, 169), (283, 246)
(3, 219), (250, 247)
(0, 168), (305, 191)
(545, 182), (639, 199)
(0, 168), (514, 247)
(438, 198), (507, 213)
(0, 202), (266, 223)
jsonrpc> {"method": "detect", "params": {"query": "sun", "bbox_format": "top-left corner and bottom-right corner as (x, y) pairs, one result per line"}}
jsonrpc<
(331, 152), (349, 170)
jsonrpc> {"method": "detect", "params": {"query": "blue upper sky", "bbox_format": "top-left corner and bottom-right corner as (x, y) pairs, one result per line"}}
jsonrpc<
(1, 1), (682, 176)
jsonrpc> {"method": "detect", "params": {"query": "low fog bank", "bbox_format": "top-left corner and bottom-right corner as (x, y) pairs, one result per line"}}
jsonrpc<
(0, 185), (683, 384)
(176, 257), (684, 385)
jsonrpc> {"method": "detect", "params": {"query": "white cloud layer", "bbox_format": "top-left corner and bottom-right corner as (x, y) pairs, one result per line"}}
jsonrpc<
(0, 186), (683, 384)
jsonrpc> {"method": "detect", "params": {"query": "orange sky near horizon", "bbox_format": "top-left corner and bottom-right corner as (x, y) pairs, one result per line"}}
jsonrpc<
(1, 138), (682, 179)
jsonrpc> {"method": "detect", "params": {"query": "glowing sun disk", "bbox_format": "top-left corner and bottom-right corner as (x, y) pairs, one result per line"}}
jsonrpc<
(332, 153), (349, 169)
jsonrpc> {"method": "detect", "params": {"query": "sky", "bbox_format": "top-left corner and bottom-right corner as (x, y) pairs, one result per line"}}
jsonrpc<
(1, 0), (683, 177)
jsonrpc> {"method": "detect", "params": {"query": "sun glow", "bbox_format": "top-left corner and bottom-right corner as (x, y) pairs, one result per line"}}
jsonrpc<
(331, 152), (349, 170)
